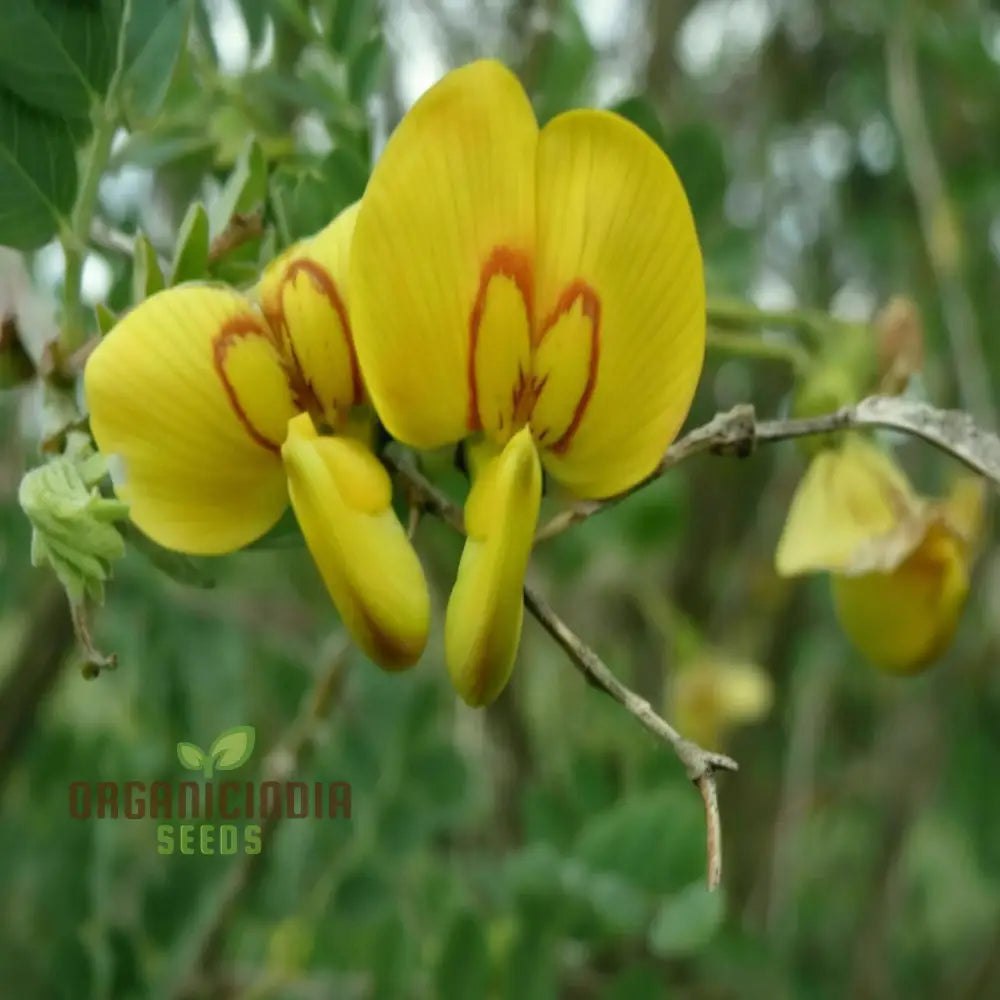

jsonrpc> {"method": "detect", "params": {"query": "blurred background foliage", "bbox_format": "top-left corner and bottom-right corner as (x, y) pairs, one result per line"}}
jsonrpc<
(1, 0), (1000, 998)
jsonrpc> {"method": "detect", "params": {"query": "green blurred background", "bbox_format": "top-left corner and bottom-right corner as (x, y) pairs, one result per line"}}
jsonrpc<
(2, 1), (1000, 997)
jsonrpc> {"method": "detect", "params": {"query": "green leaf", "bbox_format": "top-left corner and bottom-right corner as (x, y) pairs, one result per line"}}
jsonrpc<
(409, 744), (467, 813)
(663, 121), (728, 222)
(348, 35), (385, 103)
(170, 202), (209, 284)
(321, 147), (369, 209)
(0, 0), (121, 118)
(573, 789), (705, 895)
(534, 0), (594, 122)
(435, 911), (490, 1000)
(269, 149), (364, 245)
(121, 0), (192, 124)
(176, 741), (207, 770)
(94, 302), (118, 335)
(209, 725), (256, 770)
(598, 964), (666, 1000)
(190, 0), (218, 65)
(0, 91), (77, 249)
(269, 164), (332, 243)
(376, 796), (424, 854)
(505, 843), (568, 906)
(581, 872), (649, 935)
(109, 127), (214, 170)
(329, 0), (377, 54)
(647, 882), (725, 957)
(334, 870), (392, 922)
(238, 0), (268, 48)
(209, 137), (267, 238)
(619, 475), (686, 554)
(501, 905), (558, 1000)
(132, 231), (165, 302)
(371, 914), (409, 1000)
(609, 96), (669, 151)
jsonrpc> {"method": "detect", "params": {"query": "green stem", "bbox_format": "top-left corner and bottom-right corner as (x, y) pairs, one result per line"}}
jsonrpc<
(60, 115), (117, 352)
(59, 0), (133, 356)
(707, 328), (811, 372)
(707, 297), (839, 347)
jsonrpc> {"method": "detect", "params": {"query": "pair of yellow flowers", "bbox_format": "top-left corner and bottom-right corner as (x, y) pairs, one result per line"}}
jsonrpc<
(85, 61), (707, 705)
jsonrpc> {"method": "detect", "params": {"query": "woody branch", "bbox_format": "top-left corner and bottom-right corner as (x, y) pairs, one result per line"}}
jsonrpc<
(536, 395), (1000, 542)
(388, 392), (1000, 890)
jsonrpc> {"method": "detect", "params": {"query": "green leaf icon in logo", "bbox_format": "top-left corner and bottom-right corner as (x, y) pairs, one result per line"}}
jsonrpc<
(177, 741), (208, 772)
(209, 725), (256, 772)
(176, 726), (255, 778)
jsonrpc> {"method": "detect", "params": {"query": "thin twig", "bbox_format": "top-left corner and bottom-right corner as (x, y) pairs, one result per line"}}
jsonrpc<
(520, 587), (737, 784)
(697, 774), (723, 890)
(523, 586), (735, 890)
(536, 396), (1000, 541)
(71, 601), (118, 678)
(383, 452), (736, 889)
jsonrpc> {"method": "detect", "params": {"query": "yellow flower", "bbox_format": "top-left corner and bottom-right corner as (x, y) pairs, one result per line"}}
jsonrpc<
(349, 61), (705, 705)
(84, 204), (430, 670)
(775, 434), (983, 675)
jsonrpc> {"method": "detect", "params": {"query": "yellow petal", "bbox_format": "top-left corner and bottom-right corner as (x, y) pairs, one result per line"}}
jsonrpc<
(832, 522), (969, 674)
(775, 435), (925, 576)
(259, 203), (362, 428)
(282, 414), (430, 670)
(530, 109), (705, 498)
(84, 285), (294, 554)
(350, 60), (538, 448)
(940, 474), (986, 549)
(445, 426), (541, 705)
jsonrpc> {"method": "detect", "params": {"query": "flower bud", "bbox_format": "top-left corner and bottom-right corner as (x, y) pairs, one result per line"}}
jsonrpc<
(875, 295), (924, 395)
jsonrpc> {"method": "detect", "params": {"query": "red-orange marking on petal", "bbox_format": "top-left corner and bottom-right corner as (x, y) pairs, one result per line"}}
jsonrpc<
(285, 259), (364, 406)
(511, 363), (548, 430)
(466, 246), (534, 432)
(213, 317), (283, 454)
(536, 281), (601, 455)
(262, 260), (363, 421)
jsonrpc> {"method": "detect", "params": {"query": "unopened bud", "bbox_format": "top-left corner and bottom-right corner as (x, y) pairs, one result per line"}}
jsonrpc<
(875, 296), (924, 395)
